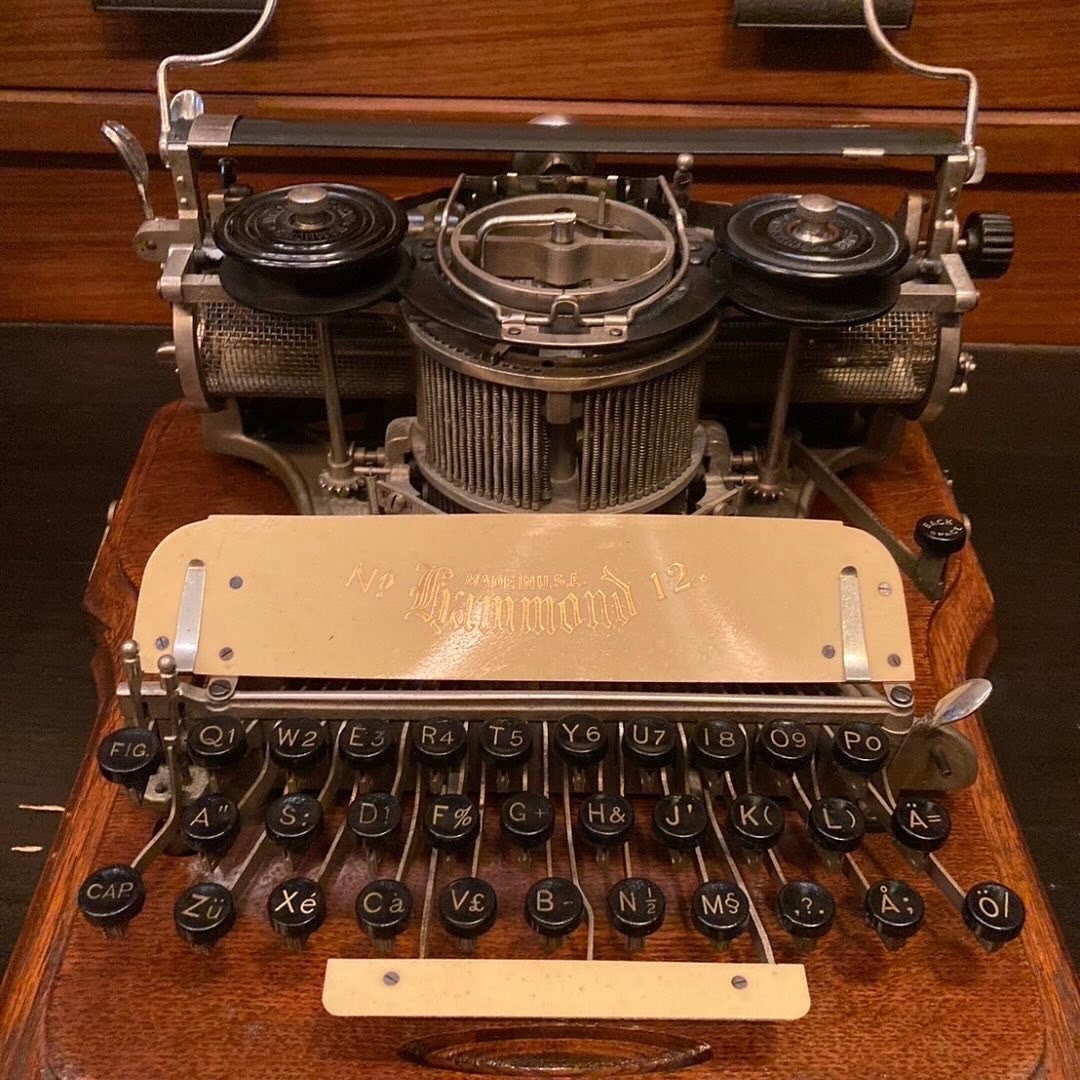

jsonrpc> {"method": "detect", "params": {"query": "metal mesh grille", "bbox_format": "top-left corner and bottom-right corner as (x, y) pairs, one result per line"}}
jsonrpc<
(196, 301), (414, 398)
(579, 360), (704, 510)
(705, 310), (939, 405)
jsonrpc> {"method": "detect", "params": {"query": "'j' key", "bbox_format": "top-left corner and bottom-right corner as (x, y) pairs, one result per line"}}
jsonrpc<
(652, 793), (708, 852)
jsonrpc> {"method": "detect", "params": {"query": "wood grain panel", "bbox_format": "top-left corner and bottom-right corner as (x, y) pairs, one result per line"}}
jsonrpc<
(0, 0), (1078, 109)
(0, 403), (1076, 1076)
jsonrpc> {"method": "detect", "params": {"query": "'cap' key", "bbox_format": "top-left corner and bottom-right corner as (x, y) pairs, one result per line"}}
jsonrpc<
(78, 864), (145, 938)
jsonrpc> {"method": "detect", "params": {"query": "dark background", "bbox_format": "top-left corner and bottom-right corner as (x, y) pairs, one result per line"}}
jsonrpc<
(1, 326), (1076, 974)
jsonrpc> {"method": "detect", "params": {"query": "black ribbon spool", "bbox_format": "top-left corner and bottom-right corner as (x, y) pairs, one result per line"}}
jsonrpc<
(714, 194), (910, 326)
(214, 182), (410, 316)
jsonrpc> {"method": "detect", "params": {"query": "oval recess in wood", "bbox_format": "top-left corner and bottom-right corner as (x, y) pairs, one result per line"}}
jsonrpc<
(399, 1024), (711, 1074)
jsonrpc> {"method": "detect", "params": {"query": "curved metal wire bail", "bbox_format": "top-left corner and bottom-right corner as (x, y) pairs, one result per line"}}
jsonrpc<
(156, 0), (279, 163)
(862, 0), (982, 179)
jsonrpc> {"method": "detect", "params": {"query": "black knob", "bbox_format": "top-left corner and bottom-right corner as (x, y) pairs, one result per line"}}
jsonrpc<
(356, 879), (413, 943)
(578, 792), (634, 850)
(269, 719), (329, 772)
(607, 877), (666, 944)
(267, 876), (326, 948)
(864, 879), (925, 945)
(438, 877), (497, 943)
(691, 881), (750, 944)
(186, 716), (248, 771)
(265, 792), (323, 853)
(776, 880), (836, 940)
(97, 727), (162, 793)
(914, 514), (967, 558)
(181, 793), (241, 859)
(525, 877), (584, 941)
(347, 792), (402, 847)
(424, 793), (479, 852)
(728, 793), (784, 852)
(622, 717), (677, 770)
(757, 719), (816, 773)
(890, 796), (951, 853)
(963, 881), (1025, 947)
(78, 864), (145, 937)
(500, 793), (555, 850)
(339, 718), (396, 772)
(832, 722), (890, 774)
(808, 796), (866, 854)
(174, 882), (236, 951)
(960, 211), (1014, 280)
(689, 718), (746, 773)
(553, 715), (608, 767)
(478, 717), (533, 768)
(410, 717), (468, 770)
(652, 794), (708, 851)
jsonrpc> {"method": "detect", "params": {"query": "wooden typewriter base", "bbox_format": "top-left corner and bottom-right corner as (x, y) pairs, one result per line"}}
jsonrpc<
(1, 403), (1077, 1078)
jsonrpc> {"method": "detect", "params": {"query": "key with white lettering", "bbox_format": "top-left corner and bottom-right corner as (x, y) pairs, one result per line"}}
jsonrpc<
(623, 717), (676, 789)
(356, 878), (413, 953)
(554, 715), (608, 791)
(77, 865), (146, 939)
(578, 792), (634, 861)
(652, 793), (708, 852)
(339, 718), (396, 773)
(808, 796), (866, 869)
(186, 716), (248, 772)
(757, 719), (816, 774)
(832, 721), (890, 775)
(173, 881), (236, 952)
(776, 880), (836, 945)
(97, 727), (162, 803)
(410, 718), (468, 787)
(500, 792), (554, 856)
(347, 791), (403, 861)
(728, 792), (785, 859)
(691, 880), (750, 949)
(525, 877), (584, 947)
(607, 877), (666, 952)
(890, 796), (951, 859)
(963, 881), (1025, 952)
(268, 718), (329, 774)
(864, 878), (925, 949)
(424, 793), (480, 852)
(265, 792), (324, 856)
(180, 793), (241, 864)
(479, 717), (532, 792)
(267, 876), (326, 950)
(689, 718), (746, 775)
(438, 876), (497, 952)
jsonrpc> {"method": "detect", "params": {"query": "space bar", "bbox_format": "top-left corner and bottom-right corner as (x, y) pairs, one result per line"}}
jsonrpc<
(323, 958), (809, 1021)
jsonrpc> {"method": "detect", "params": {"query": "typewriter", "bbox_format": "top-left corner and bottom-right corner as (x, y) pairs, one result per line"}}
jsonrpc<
(43, 0), (1064, 1076)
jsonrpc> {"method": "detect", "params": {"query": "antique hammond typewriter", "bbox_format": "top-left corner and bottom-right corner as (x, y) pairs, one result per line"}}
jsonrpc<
(13, 1), (1076, 1077)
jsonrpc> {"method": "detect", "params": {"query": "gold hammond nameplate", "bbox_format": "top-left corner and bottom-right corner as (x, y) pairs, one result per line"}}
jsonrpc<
(133, 514), (914, 683)
(322, 959), (810, 1021)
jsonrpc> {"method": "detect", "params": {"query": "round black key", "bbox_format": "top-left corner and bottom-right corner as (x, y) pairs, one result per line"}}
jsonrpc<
(438, 877), (497, 940)
(410, 717), (468, 769)
(689, 718), (746, 773)
(265, 792), (323, 852)
(424, 793), (479, 851)
(181, 793), (241, 858)
(97, 727), (162, 792)
(500, 793), (554, 850)
(691, 881), (750, 944)
(890, 796), (951, 853)
(776, 880), (836, 940)
(728, 793), (784, 851)
(553, 715), (608, 767)
(963, 881), (1025, 946)
(578, 792), (634, 849)
(832, 722), (890, 774)
(347, 792), (402, 847)
(356, 879), (413, 941)
(757, 719), (816, 773)
(914, 513), (967, 557)
(186, 716), (248, 771)
(339, 718), (396, 771)
(808, 796), (866, 854)
(865, 879), (925, 942)
(607, 877), (666, 941)
(478, 717), (533, 768)
(622, 717), (677, 770)
(267, 876), (326, 946)
(526, 877), (584, 940)
(652, 794), (708, 850)
(269, 718), (329, 771)
(174, 882), (236, 950)
(78, 864), (145, 934)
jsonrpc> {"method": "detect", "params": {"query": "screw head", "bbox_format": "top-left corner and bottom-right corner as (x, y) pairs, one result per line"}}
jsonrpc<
(218, 647), (234, 662)
(154, 636), (169, 650)
(207, 679), (232, 700)
(822, 644), (836, 659)
(888, 654), (903, 668)
(887, 684), (914, 707)
(229, 576), (243, 590)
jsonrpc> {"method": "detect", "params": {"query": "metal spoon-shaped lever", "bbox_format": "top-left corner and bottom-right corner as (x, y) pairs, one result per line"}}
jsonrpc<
(101, 121), (155, 221)
(929, 678), (993, 728)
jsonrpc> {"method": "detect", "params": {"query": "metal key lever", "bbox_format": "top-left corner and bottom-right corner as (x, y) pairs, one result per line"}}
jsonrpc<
(101, 122), (155, 221)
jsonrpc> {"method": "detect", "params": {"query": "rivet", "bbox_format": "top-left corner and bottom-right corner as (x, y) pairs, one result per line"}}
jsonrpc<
(878, 582), (892, 596)
(822, 645), (836, 659)
(507, 327), (522, 336)
(229, 576), (243, 590)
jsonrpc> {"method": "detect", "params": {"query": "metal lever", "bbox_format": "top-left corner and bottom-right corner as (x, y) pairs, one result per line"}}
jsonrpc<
(927, 678), (992, 729)
(101, 121), (155, 221)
